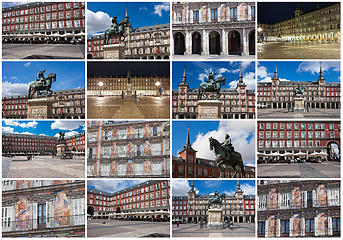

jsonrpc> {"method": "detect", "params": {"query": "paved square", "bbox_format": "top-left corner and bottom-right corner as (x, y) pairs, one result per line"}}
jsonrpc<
(258, 161), (340, 178)
(2, 156), (85, 178)
(87, 219), (170, 238)
(257, 42), (340, 59)
(172, 223), (255, 238)
(257, 108), (340, 119)
(3, 44), (85, 59)
(87, 96), (170, 119)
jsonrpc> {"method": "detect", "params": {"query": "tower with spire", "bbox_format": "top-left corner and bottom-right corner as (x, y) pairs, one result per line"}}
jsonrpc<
(178, 65), (190, 92)
(294, 3), (304, 18)
(317, 62), (326, 86)
(179, 128), (197, 166)
(236, 65), (247, 89)
(272, 63), (280, 87)
(235, 180), (244, 200)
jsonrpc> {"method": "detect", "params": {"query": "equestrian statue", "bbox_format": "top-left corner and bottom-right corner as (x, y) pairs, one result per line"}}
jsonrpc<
(294, 82), (305, 97)
(207, 190), (226, 209)
(58, 131), (65, 143)
(104, 9), (132, 45)
(198, 71), (226, 100)
(28, 69), (56, 99)
(209, 134), (245, 178)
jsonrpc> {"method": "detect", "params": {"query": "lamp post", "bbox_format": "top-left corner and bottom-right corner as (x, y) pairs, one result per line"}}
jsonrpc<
(155, 81), (161, 96)
(99, 82), (103, 96)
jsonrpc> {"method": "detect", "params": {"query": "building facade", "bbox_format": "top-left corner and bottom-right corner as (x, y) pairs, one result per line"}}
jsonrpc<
(258, 3), (340, 42)
(87, 180), (170, 221)
(87, 121), (170, 177)
(257, 65), (340, 110)
(87, 23), (170, 59)
(172, 181), (255, 224)
(65, 132), (85, 156)
(2, 180), (85, 237)
(257, 180), (340, 238)
(2, 2), (85, 44)
(2, 88), (85, 119)
(173, 67), (255, 119)
(257, 121), (340, 163)
(3, 132), (85, 156)
(172, 2), (255, 56)
(172, 128), (255, 178)
(88, 70), (170, 96)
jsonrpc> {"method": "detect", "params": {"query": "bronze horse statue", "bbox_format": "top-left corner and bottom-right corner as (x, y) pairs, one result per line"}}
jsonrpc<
(207, 191), (225, 208)
(104, 17), (131, 45)
(209, 137), (245, 178)
(28, 73), (56, 99)
(198, 77), (225, 100)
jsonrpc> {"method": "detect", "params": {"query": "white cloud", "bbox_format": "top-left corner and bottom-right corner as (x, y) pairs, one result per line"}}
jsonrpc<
(87, 10), (112, 35)
(4, 120), (38, 128)
(24, 62), (31, 67)
(55, 131), (79, 138)
(88, 180), (146, 193)
(2, 126), (14, 133)
(153, 2), (170, 17)
(297, 61), (340, 75)
(51, 120), (84, 131)
(191, 121), (255, 165)
(140, 6), (147, 11)
(2, 81), (29, 97)
(172, 180), (198, 196)
(241, 183), (255, 195)
(257, 63), (291, 82)
(229, 72), (255, 90)
(21, 132), (33, 135)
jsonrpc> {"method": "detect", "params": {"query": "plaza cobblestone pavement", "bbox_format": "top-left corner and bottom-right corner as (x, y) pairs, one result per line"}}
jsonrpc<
(257, 108), (340, 119)
(3, 44), (85, 59)
(257, 42), (340, 59)
(3, 156), (85, 178)
(172, 54), (255, 60)
(87, 96), (170, 119)
(257, 161), (340, 178)
(172, 223), (255, 238)
(87, 219), (170, 238)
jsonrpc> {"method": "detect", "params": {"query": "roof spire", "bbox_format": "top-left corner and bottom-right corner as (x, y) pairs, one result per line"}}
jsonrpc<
(274, 62), (278, 78)
(185, 127), (191, 148)
(237, 180), (241, 190)
(125, 3), (129, 19)
(239, 65), (243, 82)
(319, 62), (323, 78)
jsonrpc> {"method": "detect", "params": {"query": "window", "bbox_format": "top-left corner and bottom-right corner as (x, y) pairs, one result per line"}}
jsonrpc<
(332, 217), (340, 234)
(230, 7), (237, 19)
(280, 219), (290, 235)
(305, 218), (315, 234)
(258, 221), (265, 236)
(37, 204), (46, 228)
(211, 9), (218, 21)
(193, 10), (199, 22)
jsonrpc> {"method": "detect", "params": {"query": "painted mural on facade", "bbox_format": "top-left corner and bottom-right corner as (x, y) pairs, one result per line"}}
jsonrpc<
(14, 196), (30, 231)
(317, 184), (327, 206)
(127, 143), (134, 157)
(127, 160), (134, 175)
(144, 141), (151, 156)
(112, 127), (118, 139)
(239, 3), (248, 20)
(292, 187), (302, 208)
(54, 191), (70, 226)
(317, 213), (328, 236)
(268, 215), (276, 237)
(292, 213), (301, 237)
(110, 161), (117, 175)
(268, 188), (277, 210)
(16, 180), (31, 189)
(143, 124), (151, 137)
(111, 143), (118, 158)
(144, 160), (152, 175)
(127, 126), (134, 138)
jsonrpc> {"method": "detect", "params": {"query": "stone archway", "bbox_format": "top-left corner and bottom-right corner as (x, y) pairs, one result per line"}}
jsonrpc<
(228, 30), (241, 55)
(248, 30), (255, 55)
(192, 31), (202, 54)
(87, 206), (95, 217)
(174, 32), (185, 55)
(209, 31), (220, 55)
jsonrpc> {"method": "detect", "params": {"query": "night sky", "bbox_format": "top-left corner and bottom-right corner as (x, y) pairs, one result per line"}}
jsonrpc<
(87, 62), (170, 76)
(258, 2), (339, 24)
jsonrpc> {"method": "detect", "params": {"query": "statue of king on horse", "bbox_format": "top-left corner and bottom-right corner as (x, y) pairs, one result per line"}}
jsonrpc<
(28, 69), (56, 99)
(207, 191), (225, 209)
(198, 71), (226, 100)
(104, 7), (132, 45)
(209, 135), (245, 178)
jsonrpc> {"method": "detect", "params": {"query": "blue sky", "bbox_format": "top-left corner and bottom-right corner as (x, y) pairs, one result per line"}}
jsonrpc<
(173, 121), (255, 166)
(88, 180), (148, 193)
(257, 61), (340, 83)
(87, 2), (170, 35)
(172, 180), (255, 196)
(2, 120), (85, 138)
(172, 61), (255, 90)
(2, 61), (85, 97)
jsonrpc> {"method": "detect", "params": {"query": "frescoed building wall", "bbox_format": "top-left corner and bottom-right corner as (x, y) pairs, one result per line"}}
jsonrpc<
(2, 180), (85, 237)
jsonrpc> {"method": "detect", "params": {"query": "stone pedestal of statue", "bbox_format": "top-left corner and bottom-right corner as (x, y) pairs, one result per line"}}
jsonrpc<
(294, 96), (305, 112)
(197, 100), (222, 119)
(27, 98), (53, 119)
(207, 208), (224, 229)
(56, 144), (66, 158)
(103, 44), (125, 59)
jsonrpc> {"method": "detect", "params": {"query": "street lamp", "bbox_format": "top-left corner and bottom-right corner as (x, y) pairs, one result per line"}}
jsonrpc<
(155, 82), (161, 96)
(99, 82), (103, 96)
